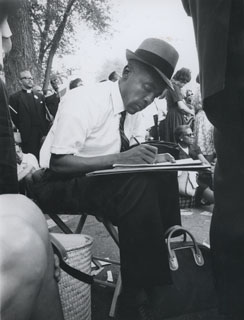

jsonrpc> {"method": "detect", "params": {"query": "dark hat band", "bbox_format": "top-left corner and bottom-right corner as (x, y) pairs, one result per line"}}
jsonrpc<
(135, 49), (174, 79)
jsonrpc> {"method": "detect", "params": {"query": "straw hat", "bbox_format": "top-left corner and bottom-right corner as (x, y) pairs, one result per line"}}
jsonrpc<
(126, 38), (179, 89)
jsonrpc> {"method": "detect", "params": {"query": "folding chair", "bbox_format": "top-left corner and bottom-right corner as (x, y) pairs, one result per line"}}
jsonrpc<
(27, 170), (122, 317)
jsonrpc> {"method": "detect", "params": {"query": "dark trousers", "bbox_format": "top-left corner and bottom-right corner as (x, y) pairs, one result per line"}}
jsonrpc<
(206, 55), (244, 316)
(210, 127), (244, 315)
(33, 171), (181, 288)
(22, 126), (44, 160)
(184, 0), (244, 315)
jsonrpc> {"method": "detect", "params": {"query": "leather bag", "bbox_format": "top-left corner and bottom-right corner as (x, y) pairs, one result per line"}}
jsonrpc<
(151, 225), (217, 319)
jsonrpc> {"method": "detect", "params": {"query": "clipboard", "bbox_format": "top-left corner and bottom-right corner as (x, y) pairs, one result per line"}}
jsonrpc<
(86, 159), (210, 177)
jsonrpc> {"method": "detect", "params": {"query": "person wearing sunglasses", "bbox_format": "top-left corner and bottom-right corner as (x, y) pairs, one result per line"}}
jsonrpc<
(162, 67), (195, 143)
(175, 124), (214, 206)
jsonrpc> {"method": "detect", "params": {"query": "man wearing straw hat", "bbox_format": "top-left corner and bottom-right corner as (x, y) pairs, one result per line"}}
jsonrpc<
(35, 38), (180, 318)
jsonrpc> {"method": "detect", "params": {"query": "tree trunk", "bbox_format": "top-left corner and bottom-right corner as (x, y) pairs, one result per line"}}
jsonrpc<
(43, 48), (55, 92)
(4, 0), (39, 95)
(43, 0), (77, 91)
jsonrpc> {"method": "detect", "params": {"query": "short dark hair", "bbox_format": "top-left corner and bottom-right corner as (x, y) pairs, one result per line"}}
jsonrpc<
(108, 71), (120, 82)
(69, 78), (83, 90)
(174, 124), (191, 143)
(196, 74), (200, 84)
(173, 67), (191, 84)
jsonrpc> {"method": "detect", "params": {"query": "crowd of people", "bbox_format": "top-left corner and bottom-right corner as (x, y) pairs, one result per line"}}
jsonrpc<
(1, 0), (244, 320)
(146, 70), (215, 164)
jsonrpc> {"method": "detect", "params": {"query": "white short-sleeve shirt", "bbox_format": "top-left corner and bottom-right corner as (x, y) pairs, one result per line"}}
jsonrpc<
(40, 81), (146, 168)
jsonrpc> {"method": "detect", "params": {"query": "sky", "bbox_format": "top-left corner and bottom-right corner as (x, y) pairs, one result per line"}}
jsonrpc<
(54, 0), (199, 87)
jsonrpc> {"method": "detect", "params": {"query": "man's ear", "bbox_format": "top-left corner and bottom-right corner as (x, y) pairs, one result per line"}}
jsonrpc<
(122, 65), (130, 79)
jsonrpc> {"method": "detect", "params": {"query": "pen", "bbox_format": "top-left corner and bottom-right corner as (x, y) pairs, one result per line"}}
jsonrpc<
(132, 136), (140, 145)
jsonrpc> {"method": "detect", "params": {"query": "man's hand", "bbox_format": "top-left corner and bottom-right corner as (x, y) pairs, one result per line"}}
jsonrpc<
(53, 253), (61, 282)
(119, 144), (158, 164)
(155, 153), (175, 163)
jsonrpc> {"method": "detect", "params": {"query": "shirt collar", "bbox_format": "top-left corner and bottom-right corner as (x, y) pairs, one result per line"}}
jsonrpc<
(23, 89), (32, 94)
(178, 143), (189, 154)
(110, 81), (125, 115)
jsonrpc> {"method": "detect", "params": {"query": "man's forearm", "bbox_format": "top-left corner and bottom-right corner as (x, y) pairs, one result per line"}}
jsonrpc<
(50, 153), (122, 175)
(50, 144), (158, 175)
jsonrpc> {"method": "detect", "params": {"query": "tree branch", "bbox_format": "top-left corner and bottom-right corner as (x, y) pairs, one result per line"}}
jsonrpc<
(38, 0), (53, 65)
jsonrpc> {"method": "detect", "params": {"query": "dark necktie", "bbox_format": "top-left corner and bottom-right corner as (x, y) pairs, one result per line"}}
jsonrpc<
(119, 111), (130, 152)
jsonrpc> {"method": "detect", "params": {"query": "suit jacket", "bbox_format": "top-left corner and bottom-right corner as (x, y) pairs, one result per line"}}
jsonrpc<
(45, 92), (60, 118)
(0, 79), (18, 194)
(182, 0), (244, 133)
(182, 0), (232, 101)
(9, 90), (49, 144)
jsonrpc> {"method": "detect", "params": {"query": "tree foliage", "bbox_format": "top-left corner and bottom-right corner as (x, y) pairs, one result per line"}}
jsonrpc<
(31, 0), (111, 90)
(96, 58), (124, 82)
(5, 0), (112, 93)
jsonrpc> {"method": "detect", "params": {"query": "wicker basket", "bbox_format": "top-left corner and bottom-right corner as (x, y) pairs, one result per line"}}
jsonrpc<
(51, 233), (93, 320)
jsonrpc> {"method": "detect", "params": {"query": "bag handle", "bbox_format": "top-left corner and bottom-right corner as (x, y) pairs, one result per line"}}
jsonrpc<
(165, 225), (204, 271)
(164, 225), (187, 242)
(50, 234), (94, 285)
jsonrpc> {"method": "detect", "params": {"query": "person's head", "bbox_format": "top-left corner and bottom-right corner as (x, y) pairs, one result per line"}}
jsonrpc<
(173, 67), (191, 88)
(69, 78), (83, 90)
(19, 70), (33, 90)
(43, 88), (53, 97)
(32, 85), (43, 95)
(108, 71), (121, 82)
(174, 125), (195, 147)
(119, 38), (179, 114)
(50, 74), (60, 92)
(185, 89), (193, 104)
(15, 143), (23, 162)
(196, 74), (200, 84)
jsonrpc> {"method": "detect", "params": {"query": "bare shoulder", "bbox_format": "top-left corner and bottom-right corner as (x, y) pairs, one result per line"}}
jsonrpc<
(0, 194), (48, 242)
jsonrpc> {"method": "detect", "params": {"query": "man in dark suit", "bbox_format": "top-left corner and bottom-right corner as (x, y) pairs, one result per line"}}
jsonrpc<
(182, 0), (244, 318)
(45, 74), (61, 119)
(9, 70), (49, 159)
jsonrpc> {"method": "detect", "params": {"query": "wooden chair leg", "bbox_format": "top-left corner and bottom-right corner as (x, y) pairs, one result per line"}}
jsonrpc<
(75, 213), (87, 233)
(48, 213), (73, 234)
(102, 219), (119, 247)
(109, 272), (122, 318)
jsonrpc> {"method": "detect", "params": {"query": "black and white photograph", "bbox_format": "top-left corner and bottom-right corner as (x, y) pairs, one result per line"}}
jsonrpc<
(0, 0), (243, 319)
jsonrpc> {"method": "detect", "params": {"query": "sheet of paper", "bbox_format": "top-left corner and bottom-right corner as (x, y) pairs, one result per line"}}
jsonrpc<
(91, 267), (104, 276)
(107, 270), (113, 282)
(180, 209), (193, 216)
(200, 211), (212, 216)
(113, 159), (202, 168)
